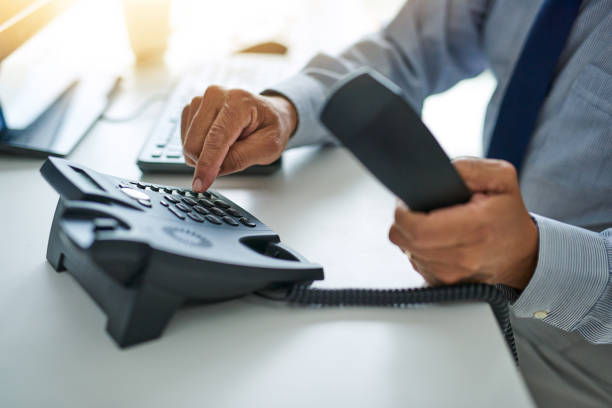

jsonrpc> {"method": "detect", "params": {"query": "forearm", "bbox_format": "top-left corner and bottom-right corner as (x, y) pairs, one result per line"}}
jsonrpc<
(265, 0), (491, 149)
(512, 215), (612, 344)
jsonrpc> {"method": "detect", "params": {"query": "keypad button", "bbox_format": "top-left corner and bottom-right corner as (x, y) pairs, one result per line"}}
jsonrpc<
(164, 194), (180, 203)
(168, 206), (185, 220)
(226, 208), (241, 217)
(200, 191), (213, 199)
(149, 185), (160, 192)
(138, 199), (152, 207)
(187, 212), (204, 222)
(193, 205), (210, 215)
(136, 182), (147, 189)
(198, 198), (214, 208)
(222, 216), (239, 226)
(160, 200), (169, 207)
(205, 215), (222, 225)
(176, 203), (192, 212)
(176, 190), (186, 196)
(213, 199), (230, 209)
(182, 197), (198, 206)
(121, 187), (150, 201)
(239, 217), (256, 227)
(163, 187), (174, 193)
(165, 154), (182, 159)
(210, 207), (226, 216)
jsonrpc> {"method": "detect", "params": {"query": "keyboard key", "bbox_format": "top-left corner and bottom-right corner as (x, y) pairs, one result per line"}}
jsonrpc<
(210, 207), (226, 216)
(164, 194), (180, 203)
(226, 208), (241, 217)
(168, 206), (185, 220)
(187, 212), (204, 222)
(149, 185), (160, 192)
(205, 215), (222, 225)
(239, 217), (256, 227)
(163, 187), (174, 193)
(222, 216), (239, 226)
(176, 190), (186, 196)
(213, 199), (230, 209)
(200, 191), (213, 199)
(160, 200), (169, 207)
(176, 203), (192, 212)
(198, 198), (214, 208)
(193, 205), (210, 215)
(136, 182), (147, 189)
(182, 197), (198, 206)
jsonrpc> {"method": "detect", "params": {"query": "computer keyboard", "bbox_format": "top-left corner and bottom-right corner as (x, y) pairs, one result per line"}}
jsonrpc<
(137, 56), (291, 173)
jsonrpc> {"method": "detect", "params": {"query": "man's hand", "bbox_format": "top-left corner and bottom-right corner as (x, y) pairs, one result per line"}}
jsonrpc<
(180, 86), (297, 192)
(388, 158), (539, 290)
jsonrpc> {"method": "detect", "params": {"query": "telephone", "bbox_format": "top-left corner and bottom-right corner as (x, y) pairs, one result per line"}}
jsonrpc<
(40, 69), (517, 362)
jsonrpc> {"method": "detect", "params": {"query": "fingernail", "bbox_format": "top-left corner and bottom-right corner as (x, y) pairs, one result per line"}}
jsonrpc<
(193, 178), (203, 192)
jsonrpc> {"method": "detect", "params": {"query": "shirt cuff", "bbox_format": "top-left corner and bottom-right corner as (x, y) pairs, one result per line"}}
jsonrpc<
(511, 215), (610, 331)
(262, 73), (338, 149)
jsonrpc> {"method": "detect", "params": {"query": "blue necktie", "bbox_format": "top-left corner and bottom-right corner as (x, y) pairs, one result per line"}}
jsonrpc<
(486, 0), (582, 173)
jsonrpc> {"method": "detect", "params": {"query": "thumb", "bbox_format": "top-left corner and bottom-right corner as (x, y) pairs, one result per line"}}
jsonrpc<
(218, 128), (282, 176)
(453, 158), (519, 194)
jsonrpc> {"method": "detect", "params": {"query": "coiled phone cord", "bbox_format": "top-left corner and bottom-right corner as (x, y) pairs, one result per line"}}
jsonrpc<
(273, 283), (518, 364)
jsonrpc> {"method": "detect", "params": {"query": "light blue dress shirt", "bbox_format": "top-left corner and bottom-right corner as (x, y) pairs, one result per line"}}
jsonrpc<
(267, 0), (612, 405)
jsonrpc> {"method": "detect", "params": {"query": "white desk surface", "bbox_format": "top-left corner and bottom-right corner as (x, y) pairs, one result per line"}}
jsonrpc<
(0, 68), (533, 408)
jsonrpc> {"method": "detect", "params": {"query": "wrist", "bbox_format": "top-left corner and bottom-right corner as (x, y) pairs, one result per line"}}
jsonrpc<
(265, 95), (298, 141)
(504, 217), (539, 290)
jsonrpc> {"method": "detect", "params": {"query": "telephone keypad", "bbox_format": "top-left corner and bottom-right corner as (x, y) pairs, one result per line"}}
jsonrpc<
(120, 181), (256, 228)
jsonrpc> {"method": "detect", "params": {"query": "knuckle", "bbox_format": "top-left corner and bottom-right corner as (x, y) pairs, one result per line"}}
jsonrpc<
(190, 96), (202, 107)
(388, 225), (401, 246)
(410, 222), (429, 244)
(438, 273), (461, 285)
(457, 252), (480, 272)
(227, 88), (252, 107)
(204, 85), (224, 98)
(498, 160), (518, 182)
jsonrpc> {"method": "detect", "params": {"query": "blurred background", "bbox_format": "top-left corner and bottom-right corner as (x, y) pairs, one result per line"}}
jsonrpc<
(0, 0), (494, 158)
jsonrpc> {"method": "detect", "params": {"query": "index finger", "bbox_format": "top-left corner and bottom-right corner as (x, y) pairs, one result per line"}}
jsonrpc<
(192, 103), (256, 191)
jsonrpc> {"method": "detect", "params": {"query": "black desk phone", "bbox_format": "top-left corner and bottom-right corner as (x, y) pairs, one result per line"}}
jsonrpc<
(41, 69), (516, 362)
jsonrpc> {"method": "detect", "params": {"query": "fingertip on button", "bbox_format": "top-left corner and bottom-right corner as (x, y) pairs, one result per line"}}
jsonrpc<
(193, 178), (203, 192)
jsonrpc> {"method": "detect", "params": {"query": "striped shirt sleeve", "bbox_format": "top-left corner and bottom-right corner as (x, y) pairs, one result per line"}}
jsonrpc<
(512, 214), (612, 344)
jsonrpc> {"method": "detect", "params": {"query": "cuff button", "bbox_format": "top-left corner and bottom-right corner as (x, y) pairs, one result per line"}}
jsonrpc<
(533, 311), (549, 319)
